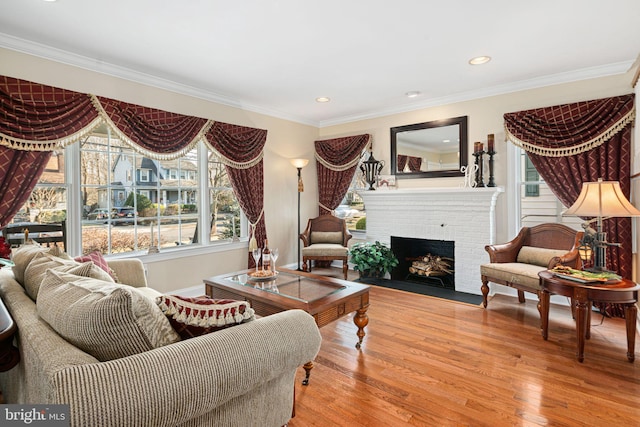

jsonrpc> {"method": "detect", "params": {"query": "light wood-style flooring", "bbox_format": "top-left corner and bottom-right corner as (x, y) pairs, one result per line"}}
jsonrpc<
(289, 271), (640, 426)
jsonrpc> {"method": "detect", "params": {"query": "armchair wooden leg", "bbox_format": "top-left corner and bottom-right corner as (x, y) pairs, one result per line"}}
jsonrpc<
(481, 277), (489, 308)
(343, 259), (348, 280)
(517, 290), (526, 303)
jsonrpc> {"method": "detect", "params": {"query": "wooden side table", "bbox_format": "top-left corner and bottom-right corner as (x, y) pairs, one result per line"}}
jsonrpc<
(538, 270), (639, 363)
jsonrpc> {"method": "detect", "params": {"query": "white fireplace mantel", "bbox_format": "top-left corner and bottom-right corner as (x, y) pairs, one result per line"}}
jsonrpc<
(359, 187), (504, 294)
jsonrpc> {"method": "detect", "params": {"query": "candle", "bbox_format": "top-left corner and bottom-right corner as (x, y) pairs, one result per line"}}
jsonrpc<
(487, 134), (495, 152)
(474, 142), (480, 153)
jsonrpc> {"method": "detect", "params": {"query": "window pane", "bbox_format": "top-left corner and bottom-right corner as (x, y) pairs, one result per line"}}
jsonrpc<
(208, 153), (240, 242)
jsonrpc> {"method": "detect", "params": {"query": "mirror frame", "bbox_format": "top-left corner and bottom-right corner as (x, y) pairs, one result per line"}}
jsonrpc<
(390, 115), (468, 179)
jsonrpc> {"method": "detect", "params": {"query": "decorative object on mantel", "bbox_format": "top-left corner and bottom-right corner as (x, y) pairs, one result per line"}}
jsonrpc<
(563, 178), (640, 272)
(377, 174), (396, 190)
(486, 134), (496, 187)
(472, 141), (485, 187)
(290, 158), (309, 270)
(360, 145), (384, 190)
(460, 164), (478, 188)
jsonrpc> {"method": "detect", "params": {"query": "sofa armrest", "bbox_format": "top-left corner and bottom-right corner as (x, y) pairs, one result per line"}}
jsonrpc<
(484, 227), (528, 263)
(107, 258), (147, 288)
(52, 309), (322, 427)
(547, 248), (581, 269)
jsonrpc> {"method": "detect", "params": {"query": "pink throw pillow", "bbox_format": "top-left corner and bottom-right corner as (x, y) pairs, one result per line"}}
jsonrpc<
(75, 250), (117, 281)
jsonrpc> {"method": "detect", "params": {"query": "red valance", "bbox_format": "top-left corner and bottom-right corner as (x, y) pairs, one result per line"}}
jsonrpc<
(504, 94), (635, 157)
(315, 134), (370, 171)
(205, 121), (267, 167)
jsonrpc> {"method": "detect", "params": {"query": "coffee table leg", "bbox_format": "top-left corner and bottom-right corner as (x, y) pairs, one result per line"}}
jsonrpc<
(354, 306), (369, 349)
(302, 361), (313, 386)
(625, 303), (637, 362)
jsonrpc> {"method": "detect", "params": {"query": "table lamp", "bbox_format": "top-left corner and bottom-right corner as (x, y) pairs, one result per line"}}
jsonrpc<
(564, 178), (640, 272)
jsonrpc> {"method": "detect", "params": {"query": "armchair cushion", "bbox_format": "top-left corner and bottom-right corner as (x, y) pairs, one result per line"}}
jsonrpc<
(302, 244), (349, 257)
(516, 246), (568, 267)
(310, 231), (344, 245)
(480, 263), (546, 291)
(37, 270), (180, 361)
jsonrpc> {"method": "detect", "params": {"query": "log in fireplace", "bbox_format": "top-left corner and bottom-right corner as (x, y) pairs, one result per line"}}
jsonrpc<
(391, 236), (455, 289)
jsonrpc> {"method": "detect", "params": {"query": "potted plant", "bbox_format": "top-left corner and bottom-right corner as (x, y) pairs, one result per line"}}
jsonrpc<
(349, 240), (398, 279)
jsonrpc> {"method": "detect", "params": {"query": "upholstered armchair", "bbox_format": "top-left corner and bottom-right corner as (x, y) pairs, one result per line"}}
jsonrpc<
(299, 215), (352, 279)
(480, 223), (583, 308)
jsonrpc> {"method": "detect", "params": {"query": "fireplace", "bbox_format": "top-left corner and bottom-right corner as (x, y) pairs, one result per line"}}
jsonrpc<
(391, 236), (455, 289)
(358, 187), (503, 294)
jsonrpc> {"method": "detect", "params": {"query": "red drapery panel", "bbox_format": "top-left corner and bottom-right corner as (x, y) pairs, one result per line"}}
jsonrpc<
(504, 94), (635, 284)
(408, 156), (422, 172)
(206, 122), (268, 267)
(0, 148), (51, 226)
(96, 96), (207, 156)
(397, 155), (408, 172)
(315, 134), (370, 216)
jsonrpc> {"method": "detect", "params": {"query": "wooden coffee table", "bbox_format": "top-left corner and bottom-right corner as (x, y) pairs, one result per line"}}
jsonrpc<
(204, 267), (370, 385)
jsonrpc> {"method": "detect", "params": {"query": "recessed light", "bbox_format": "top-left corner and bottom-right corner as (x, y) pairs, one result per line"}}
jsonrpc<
(405, 91), (421, 98)
(469, 56), (491, 65)
(316, 97), (330, 103)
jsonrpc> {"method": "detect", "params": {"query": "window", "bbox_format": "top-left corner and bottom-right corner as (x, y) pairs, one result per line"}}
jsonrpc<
(12, 123), (245, 256)
(516, 147), (581, 230)
(338, 158), (367, 232)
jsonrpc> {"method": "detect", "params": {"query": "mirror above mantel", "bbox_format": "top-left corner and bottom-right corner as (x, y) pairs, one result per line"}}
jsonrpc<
(391, 116), (468, 179)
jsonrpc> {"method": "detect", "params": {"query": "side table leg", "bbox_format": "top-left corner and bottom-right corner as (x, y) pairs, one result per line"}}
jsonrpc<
(575, 299), (588, 363)
(540, 290), (550, 340)
(302, 361), (313, 386)
(625, 303), (637, 362)
(354, 306), (369, 349)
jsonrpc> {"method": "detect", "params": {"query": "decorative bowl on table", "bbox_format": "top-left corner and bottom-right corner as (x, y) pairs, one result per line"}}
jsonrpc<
(247, 270), (278, 282)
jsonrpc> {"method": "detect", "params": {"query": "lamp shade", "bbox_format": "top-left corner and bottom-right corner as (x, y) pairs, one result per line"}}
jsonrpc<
(290, 158), (309, 169)
(564, 179), (640, 218)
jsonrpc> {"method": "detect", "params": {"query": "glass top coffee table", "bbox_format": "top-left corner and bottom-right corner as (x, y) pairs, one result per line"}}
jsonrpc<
(204, 267), (370, 385)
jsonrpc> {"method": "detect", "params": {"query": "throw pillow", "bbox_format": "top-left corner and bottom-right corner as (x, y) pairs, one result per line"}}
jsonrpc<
(156, 294), (255, 339)
(74, 250), (118, 281)
(37, 270), (180, 361)
(11, 243), (71, 286)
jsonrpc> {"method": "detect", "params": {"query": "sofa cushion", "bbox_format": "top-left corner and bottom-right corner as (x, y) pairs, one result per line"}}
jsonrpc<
(37, 270), (180, 361)
(74, 250), (119, 281)
(310, 231), (344, 245)
(24, 252), (116, 300)
(11, 243), (71, 285)
(302, 243), (348, 257)
(480, 262), (546, 291)
(517, 246), (568, 267)
(156, 294), (255, 340)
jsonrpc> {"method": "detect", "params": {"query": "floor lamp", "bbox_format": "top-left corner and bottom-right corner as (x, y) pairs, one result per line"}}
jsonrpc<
(564, 178), (640, 272)
(290, 158), (309, 270)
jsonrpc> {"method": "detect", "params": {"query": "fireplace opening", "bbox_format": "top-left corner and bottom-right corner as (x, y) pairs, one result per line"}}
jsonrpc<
(391, 236), (455, 289)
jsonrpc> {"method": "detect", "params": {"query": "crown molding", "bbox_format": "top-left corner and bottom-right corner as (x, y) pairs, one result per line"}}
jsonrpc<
(1, 32), (632, 129)
(319, 61), (634, 127)
(0, 33), (319, 127)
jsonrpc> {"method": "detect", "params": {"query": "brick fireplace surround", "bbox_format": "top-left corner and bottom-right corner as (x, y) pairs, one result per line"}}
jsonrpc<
(359, 187), (504, 295)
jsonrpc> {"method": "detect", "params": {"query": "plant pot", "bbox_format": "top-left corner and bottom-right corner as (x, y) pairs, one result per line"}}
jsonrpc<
(359, 269), (385, 279)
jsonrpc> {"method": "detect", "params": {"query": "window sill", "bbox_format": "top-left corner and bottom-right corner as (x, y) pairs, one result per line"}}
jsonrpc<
(106, 239), (248, 262)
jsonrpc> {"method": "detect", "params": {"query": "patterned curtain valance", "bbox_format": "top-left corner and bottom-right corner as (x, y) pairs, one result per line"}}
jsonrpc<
(504, 94), (635, 157)
(204, 121), (267, 169)
(0, 76), (267, 161)
(315, 134), (371, 171)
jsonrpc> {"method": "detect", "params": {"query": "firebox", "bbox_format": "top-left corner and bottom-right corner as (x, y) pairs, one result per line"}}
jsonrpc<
(390, 236), (455, 289)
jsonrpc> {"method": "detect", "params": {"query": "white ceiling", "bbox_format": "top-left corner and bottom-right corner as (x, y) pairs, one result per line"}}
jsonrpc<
(1, 0), (639, 127)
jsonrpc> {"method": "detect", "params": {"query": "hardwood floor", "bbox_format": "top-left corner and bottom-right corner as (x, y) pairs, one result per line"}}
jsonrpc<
(289, 271), (640, 426)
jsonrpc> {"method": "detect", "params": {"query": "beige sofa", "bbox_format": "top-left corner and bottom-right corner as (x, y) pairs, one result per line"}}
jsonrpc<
(0, 246), (322, 427)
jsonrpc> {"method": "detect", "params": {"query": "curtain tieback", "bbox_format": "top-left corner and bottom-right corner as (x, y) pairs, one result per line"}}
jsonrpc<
(248, 208), (264, 251)
(318, 203), (335, 215)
